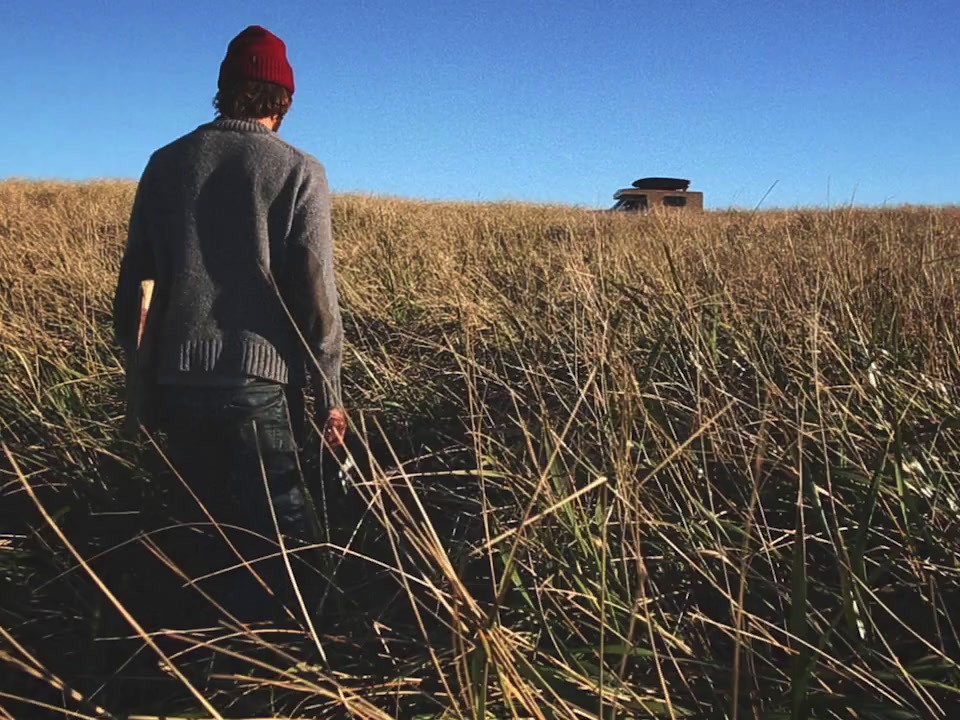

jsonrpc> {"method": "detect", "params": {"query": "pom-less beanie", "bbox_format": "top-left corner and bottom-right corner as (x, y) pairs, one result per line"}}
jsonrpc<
(218, 25), (294, 95)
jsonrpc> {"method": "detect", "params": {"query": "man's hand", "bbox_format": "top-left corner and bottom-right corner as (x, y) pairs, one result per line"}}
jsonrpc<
(322, 407), (348, 448)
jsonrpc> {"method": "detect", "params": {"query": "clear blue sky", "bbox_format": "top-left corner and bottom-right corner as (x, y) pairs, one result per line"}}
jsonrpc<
(4, 1), (958, 208)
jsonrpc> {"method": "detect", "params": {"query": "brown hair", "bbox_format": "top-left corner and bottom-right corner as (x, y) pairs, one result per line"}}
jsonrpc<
(213, 80), (292, 125)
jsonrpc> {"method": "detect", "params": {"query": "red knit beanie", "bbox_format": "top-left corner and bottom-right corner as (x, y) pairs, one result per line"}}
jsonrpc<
(218, 25), (295, 95)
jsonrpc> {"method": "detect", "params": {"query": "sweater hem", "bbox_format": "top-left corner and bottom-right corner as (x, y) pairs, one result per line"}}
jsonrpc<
(163, 338), (291, 385)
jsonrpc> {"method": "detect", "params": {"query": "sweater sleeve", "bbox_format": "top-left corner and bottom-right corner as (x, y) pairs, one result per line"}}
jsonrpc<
(282, 160), (344, 410)
(112, 164), (156, 358)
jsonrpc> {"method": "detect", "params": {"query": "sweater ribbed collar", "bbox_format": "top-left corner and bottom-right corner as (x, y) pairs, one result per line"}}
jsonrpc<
(207, 117), (273, 134)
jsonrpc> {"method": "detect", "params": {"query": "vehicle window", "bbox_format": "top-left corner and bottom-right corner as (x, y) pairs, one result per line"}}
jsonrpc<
(613, 195), (648, 211)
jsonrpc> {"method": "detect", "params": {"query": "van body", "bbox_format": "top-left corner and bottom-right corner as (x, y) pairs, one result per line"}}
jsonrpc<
(611, 178), (703, 212)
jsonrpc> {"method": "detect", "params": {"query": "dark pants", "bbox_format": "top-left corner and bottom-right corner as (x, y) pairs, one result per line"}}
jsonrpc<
(156, 381), (318, 624)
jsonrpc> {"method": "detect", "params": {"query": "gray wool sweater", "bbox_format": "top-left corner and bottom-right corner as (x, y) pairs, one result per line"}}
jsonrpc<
(112, 117), (343, 409)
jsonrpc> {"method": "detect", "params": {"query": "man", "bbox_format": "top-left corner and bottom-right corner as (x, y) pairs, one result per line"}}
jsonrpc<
(112, 25), (346, 622)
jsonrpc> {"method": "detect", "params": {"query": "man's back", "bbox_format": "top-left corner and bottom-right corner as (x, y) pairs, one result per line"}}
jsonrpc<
(120, 117), (337, 389)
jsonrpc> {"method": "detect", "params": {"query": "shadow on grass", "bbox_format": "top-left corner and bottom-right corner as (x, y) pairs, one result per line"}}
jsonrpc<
(2, 399), (492, 718)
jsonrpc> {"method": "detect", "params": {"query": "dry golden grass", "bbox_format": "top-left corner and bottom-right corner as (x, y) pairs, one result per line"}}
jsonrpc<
(2, 179), (959, 719)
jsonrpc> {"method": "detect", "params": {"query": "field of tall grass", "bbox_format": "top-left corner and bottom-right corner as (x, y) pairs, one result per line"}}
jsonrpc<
(1, 179), (959, 719)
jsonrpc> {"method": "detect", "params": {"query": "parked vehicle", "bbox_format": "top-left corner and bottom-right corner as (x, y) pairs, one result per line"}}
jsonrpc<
(611, 177), (703, 212)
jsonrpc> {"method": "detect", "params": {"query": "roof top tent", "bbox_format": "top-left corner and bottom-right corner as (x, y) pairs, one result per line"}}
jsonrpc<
(611, 177), (703, 212)
(632, 177), (690, 192)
